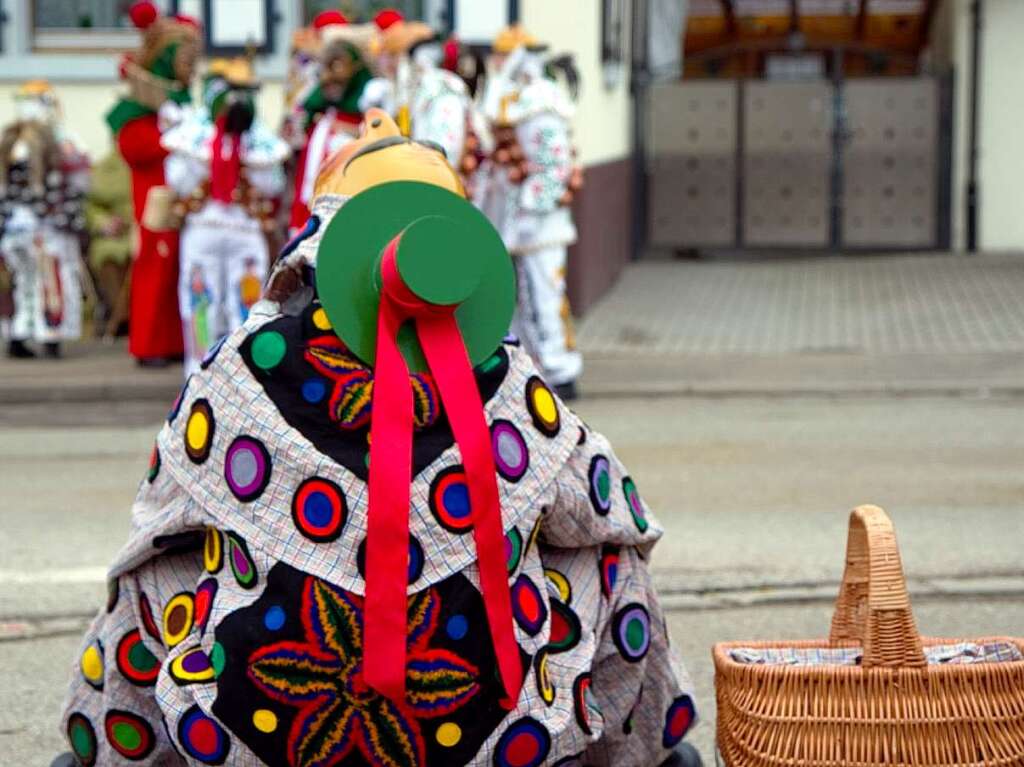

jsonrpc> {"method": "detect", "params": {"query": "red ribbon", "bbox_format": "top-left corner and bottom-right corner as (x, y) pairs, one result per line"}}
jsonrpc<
(210, 115), (241, 204)
(363, 235), (522, 709)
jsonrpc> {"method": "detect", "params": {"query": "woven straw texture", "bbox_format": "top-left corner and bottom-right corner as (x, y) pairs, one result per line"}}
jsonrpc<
(714, 505), (1024, 767)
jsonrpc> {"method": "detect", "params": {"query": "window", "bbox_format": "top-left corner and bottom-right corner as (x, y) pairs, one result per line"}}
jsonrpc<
(302, 0), (424, 26)
(31, 0), (173, 50)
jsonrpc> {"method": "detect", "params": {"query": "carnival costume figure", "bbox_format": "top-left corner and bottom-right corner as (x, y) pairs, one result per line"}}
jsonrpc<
(58, 110), (696, 767)
(476, 27), (585, 399)
(0, 81), (89, 359)
(85, 147), (134, 338)
(162, 59), (289, 378)
(287, 15), (374, 232)
(360, 9), (474, 175)
(106, 0), (201, 366)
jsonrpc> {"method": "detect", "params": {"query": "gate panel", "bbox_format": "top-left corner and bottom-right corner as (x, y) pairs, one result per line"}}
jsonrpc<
(842, 78), (938, 248)
(647, 82), (737, 247)
(743, 81), (832, 247)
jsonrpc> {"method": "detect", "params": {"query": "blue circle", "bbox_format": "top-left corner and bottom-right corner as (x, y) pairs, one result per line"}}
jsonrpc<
(442, 483), (471, 519)
(302, 378), (327, 404)
(264, 605), (286, 631)
(608, 563), (618, 590)
(446, 614), (468, 640)
(304, 491), (333, 527)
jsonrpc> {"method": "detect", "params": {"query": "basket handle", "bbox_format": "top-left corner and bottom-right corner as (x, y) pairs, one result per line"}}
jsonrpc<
(828, 505), (927, 668)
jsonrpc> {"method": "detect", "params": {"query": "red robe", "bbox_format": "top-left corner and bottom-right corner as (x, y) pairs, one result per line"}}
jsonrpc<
(288, 111), (361, 232)
(119, 114), (184, 359)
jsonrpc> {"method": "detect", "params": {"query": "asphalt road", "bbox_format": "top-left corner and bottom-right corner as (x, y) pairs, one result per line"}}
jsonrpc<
(2, 393), (1023, 764)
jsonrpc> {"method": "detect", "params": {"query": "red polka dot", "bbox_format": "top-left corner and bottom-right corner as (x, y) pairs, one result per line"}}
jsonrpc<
(190, 719), (217, 753)
(506, 732), (540, 764)
(669, 706), (692, 737)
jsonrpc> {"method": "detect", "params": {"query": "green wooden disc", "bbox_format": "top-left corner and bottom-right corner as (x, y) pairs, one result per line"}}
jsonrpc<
(315, 181), (515, 372)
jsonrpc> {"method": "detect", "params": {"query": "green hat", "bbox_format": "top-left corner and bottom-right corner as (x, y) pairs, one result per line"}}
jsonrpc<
(315, 181), (515, 373)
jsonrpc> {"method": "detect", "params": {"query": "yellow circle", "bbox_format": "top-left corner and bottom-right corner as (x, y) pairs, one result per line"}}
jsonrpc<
(163, 593), (195, 648)
(204, 527), (222, 573)
(186, 412), (209, 450)
(81, 645), (103, 682)
(532, 387), (557, 424)
(435, 722), (462, 747)
(312, 308), (332, 330)
(252, 709), (278, 733)
(544, 569), (571, 603)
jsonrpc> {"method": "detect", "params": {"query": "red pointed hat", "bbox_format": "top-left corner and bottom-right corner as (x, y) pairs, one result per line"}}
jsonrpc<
(128, 1), (158, 29)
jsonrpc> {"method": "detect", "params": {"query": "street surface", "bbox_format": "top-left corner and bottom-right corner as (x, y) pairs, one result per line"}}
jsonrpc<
(2, 392), (1022, 764)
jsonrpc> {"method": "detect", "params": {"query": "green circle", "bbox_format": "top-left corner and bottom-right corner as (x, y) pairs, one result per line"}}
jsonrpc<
(626, 618), (646, 651)
(70, 721), (94, 757)
(315, 181), (515, 373)
(396, 216), (482, 305)
(210, 642), (227, 677)
(251, 331), (287, 370)
(129, 642), (157, 672)
(597, 472), (611, 501)
(112, 722), (142, 750)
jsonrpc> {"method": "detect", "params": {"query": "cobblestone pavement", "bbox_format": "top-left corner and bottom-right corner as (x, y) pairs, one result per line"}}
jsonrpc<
(577, 254), (1024, 355)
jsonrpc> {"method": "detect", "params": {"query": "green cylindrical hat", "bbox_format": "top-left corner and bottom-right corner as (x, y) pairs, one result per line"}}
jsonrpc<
(314, 181), (515, 373)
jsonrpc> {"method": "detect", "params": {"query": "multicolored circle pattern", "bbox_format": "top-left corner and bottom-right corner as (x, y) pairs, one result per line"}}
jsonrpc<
(147, 445), (160, 484)
(138, 592), (161, 643)
(613, 603), (652, 663)
(544, 568), (573, 604)
(80, 640), (104, 690)
(492, 419), (529, 482)
(505, 527), (523, 574)
(203, 528), (223, 574)
(622, 476), (649, 532)
(67, 712), (97, 767)
(429, 465), (474, 534)
(178, 705), (231, 764)
(163, 593), (195, 648)
(194, 578), (218, 634)
(534, 649), (555, 706)
(548, 599), (582, 654)
(184, 399), (215, 464)
(573, 673), (594, 735)
(662, 694), (697, 748)
(170, 646), (216, 686)
(600, 546), (620, 599)
(493, 716), (551, 767)
(588, 455), (612, 516)
(105, 709), (156, 760)
(525, 377), (560, 438)
(292, 476), (347, 542)
(116, 629), (159, 686)
(226, 532), (259, 589)
(224, 436), (272, 503)
(510, 574), (548, 637)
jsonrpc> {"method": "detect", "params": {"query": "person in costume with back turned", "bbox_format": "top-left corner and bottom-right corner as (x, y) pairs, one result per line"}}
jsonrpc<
(106, 0), (201, 367)
(0, 80), (89, 359)
(287, 14), (374, 233)
(84, 145), (133, 338)
(56, 110), (699, 767)
(162, 57), (289, 378)
(477, 26), (585, 401)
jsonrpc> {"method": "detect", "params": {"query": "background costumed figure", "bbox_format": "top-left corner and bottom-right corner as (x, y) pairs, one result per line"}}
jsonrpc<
(163, 58), (289, 377)
(58, 109), (697, 766)
(287, 14), (374, 232)
(361, 9), (474, 175)
(0, 81), (89, 359)
(84, 147), (133, 339)
(477, 27), (585, 398)
(106, 0), (201, 366)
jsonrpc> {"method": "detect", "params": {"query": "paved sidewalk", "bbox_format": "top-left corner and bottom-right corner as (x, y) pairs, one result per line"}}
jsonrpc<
(3, 253), (1024, 403)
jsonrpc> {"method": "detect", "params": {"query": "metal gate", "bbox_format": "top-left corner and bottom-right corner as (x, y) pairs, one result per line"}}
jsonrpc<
(647, 76), (948, 252)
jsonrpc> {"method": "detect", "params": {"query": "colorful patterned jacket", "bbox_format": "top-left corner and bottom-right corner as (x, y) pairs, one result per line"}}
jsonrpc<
(60, 193), (695, 767)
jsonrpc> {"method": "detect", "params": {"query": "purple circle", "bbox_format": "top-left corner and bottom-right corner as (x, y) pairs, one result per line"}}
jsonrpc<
(224, 437), (271, 502)
(492, 420), (529, 482)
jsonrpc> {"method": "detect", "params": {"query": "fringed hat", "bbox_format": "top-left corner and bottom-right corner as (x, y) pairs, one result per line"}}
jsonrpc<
(369, 8), (434, 57)
(121, 0), (202, 110)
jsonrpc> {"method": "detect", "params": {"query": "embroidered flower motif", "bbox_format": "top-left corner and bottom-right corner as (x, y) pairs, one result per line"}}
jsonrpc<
(248, 577), (479, 767)
(304, 336), (440, 430)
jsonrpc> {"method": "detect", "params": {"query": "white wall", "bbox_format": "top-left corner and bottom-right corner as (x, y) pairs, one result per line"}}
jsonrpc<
(521, 0), (633, 167)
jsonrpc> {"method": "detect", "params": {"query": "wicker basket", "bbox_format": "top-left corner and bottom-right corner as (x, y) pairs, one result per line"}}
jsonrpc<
(714, 505), (1024, 767)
